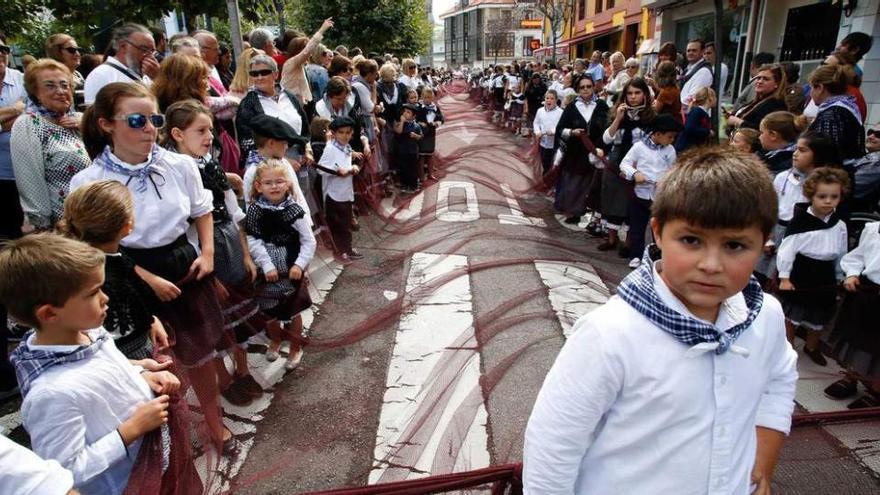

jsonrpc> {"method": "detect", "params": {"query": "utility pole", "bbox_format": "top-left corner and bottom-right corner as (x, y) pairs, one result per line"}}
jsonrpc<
(226, 0), (244, 58)
(712, 0), (724, 140)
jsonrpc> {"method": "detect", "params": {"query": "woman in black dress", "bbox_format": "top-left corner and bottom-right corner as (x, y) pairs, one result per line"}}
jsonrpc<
(554, 74), (609, 224)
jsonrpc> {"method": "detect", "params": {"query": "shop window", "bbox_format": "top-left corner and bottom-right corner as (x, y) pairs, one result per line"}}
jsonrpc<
(596, 0), (603, 14)
(780, 3), (842, 61)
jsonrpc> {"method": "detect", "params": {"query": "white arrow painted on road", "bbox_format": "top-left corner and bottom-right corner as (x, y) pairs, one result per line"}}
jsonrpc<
(441, 121), (478, 145)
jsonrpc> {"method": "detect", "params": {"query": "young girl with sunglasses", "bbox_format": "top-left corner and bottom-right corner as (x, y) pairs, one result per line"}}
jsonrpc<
(245, 159), (316, 370)
(163, 99), (267, 406)
(71, 82), (234, 452)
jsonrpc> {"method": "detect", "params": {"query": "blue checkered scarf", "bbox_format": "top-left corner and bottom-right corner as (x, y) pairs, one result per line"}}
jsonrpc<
(616, 247), (764, 356)
(93, 144), (165, 195)
(10, 328), (111, 397)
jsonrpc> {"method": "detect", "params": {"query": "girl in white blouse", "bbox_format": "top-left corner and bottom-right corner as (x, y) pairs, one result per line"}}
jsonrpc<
(70, 82), (234, 451)
(776, 167), (849, 366)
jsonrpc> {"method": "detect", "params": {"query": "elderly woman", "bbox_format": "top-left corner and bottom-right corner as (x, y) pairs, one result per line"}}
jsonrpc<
(236, 54), (316, 210)
(280, 17), (333, 105)
(554, 74), (609, 224)
(10, 58), (90, 230)
(726, 64), (787, 131)
(602, 53), (630, 103)
(808, 64), (865, 163)
(44, 34), (85, 103)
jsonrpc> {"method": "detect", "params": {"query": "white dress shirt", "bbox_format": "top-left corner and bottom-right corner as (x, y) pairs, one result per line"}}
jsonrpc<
(0, 67), (26, 181)
(318, 140), (355, 202)
(773, 168), (807, 222)
(1, 435), (74, 495)
(680, 63), (714, 105)
(69, 148), (213, 250)
(398, 74), (419, 91)
(840, 222), (880, 283)
(619, 139), (677, 200)
(533, 106), (563, 149)
(523, 262), (798, 495)
(83, 56), (152, 105)
(776, 207), (848, 279)
(258, 91), (303, 135)
(21, 329), (154, 494)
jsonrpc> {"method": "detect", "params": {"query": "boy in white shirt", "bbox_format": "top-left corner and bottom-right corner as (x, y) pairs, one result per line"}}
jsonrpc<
(619, 113), (682, 268)
(318, 116), (361, 263)
(0, 234), (192, 495)
(524, 148), (798, 495)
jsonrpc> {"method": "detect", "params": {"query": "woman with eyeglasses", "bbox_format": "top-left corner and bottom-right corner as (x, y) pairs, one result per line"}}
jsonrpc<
(10, 58), (90, 231)
(236, 54), (316, 212)
(725, 64), (788, 132)
(71, 81), (235, 452)
(553, 74), (609, 225)
(45, 34), (85, 102)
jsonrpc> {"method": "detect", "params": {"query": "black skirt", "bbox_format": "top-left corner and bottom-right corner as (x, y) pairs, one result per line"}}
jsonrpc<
(780, 254), (838, 327)
(830, 277), (880, 356)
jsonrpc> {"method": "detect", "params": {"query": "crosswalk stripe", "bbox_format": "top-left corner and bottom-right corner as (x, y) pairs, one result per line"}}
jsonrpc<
(534, 261), (611, 337)
(370, 252), (490, 483)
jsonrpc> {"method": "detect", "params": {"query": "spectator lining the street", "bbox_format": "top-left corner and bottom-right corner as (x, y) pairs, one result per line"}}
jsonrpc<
(533, 89), (562, 175)
(726, 64), (787, 131)
(83, 23), (158, 105)
(731, 127), (760, 154)
(319, 117), (362, 262)
(675, 86), (715, 152)
(10, 58), (90, 231)
(245, 159), (316, 371)
(417, 87), (443, 182)
(1, 233), (200, 494)
(755, 111), (804, 174)
(777, 167), (849, 366)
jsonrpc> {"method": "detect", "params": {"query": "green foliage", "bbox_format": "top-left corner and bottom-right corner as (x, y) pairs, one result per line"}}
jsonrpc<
(292, 0), (431, 56)
(1, 0), (49, 40)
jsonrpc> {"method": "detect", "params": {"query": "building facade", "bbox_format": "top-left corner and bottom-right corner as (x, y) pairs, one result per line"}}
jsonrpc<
(566, 0), (653, 60)
(440, 0), (543, 68)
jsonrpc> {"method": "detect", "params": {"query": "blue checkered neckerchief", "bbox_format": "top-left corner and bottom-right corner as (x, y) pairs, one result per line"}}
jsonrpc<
(246, 149), (265, 169)
(818, 94), (863, 124)
(331, 139), (352, 155)
(616, 246), (764, 356)
(765, 142), (796, 159)
(642, 135), (663, 151)
(11, 328), (111, 397)
(94, 144), (165, 197)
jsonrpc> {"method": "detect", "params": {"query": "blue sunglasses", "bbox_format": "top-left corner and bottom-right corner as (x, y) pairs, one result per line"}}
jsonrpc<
(114, 113), (165, 129)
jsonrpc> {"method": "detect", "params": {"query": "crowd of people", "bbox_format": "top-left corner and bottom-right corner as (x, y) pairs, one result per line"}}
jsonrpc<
(0, 15), (879, 494)
(0, 20), (455, 494)
(469, 34), (879, 408)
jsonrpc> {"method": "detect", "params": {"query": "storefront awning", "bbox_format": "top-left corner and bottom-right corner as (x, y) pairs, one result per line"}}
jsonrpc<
(533, 40), (570, 56)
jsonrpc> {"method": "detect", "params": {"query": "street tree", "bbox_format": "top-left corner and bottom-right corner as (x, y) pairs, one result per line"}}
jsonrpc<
(485, 18), (513, 65)
(1, 0), (49, 40)
(292, 0), (430, 56)
(520, 0), (573, 65)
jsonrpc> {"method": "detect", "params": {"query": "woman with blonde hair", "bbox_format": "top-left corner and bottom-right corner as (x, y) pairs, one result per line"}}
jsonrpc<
(726, 64), (787, 131)
(229, 47), (264, 98)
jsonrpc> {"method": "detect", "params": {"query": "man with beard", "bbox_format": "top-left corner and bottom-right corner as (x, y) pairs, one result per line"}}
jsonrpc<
(83, 23), (159, 105)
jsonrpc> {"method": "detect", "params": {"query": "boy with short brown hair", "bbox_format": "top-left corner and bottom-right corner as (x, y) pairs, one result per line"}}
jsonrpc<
(0, 233), (185, 494)
(524, 147), (798, 495)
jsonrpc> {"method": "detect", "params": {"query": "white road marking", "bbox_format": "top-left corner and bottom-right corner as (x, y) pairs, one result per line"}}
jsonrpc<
(534, 261), (611, 338)
(498, 183), (546, 227)
(380, 191), (424, 222)
(199, 246), (344, 492)
(437, 181), (480, 222)
(370, 253), (489, 484)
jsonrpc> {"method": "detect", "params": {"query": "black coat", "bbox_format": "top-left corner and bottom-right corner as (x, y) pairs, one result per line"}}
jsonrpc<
(555, 99), (609, 174)
(235, 88), (310, 169)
